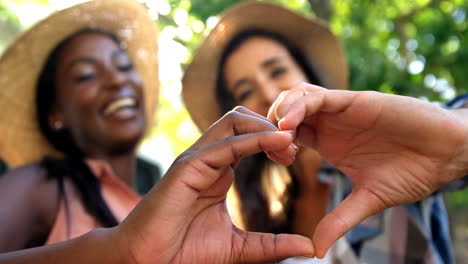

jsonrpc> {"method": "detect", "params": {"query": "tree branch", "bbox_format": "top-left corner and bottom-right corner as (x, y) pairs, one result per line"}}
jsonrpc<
(307, 0), (332, 22)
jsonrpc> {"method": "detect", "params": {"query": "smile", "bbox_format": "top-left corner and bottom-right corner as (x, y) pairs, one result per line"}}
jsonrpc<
(103, 97), (137, 116)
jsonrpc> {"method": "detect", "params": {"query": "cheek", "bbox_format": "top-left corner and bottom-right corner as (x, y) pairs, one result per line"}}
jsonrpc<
(62, 87), (98, 120)
(240, 96), (268, 116)
(131, 73), (143, 89)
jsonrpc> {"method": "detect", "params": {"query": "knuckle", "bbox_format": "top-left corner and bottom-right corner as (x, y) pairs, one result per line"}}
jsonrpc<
(232, 105), (248, 112)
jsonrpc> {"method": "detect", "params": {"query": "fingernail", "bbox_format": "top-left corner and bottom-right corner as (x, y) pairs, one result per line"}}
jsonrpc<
(289, 142), (299, 151)
(278, 117), (286, 128)
(281, 130), (294, 134)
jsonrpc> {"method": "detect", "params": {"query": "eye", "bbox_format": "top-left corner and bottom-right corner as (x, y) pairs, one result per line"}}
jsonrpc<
(76, 72), (96, 83)
(117, 63), (134, 72)
(270, 67), (287, 78)
(237, 89), (253, 103)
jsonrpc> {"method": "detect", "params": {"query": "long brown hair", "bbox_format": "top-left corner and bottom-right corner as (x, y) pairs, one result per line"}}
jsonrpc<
(216, 29), (322, 233)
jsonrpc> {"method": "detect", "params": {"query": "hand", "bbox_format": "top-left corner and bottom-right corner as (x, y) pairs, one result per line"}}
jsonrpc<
(268, 83), (468, 257)
(117, 107), (313, 263)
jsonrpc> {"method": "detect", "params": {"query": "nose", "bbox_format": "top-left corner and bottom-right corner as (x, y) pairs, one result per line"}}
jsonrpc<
(104, 68), (127, 89)
(257, 79), (281, 107)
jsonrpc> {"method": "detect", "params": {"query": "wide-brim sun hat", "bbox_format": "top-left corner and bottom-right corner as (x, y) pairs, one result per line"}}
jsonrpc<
(0, 0), (159, 167)
(182, 1), (348, 132)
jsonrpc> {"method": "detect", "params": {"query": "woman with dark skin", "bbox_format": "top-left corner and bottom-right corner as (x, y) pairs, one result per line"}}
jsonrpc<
(0, 31), (145, 250)
(0, 0), (313, 262)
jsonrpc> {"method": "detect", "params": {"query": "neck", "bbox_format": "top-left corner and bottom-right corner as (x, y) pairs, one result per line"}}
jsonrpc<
(88, 151), (137, 187)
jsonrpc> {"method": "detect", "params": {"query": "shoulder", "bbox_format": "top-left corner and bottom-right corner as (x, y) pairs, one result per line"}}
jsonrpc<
(0, 163), (61, 250)
(0, 163), (52, 192)
(0, 163), (61, 224)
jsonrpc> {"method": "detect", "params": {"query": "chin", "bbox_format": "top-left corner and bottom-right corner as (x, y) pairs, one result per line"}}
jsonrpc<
(109, 135), (144, 154)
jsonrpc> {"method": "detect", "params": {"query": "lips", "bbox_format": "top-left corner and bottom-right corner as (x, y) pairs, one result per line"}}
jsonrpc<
(103, 97), (138, 117)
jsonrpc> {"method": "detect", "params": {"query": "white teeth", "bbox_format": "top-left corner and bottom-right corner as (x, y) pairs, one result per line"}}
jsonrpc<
(104, 98), (136, 115)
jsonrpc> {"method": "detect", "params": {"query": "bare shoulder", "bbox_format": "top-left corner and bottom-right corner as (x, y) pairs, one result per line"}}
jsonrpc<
(0, 162), (60, 218)
(0, 163), (59, 198)
(0, 163), (61, 252)
(1, 163), (48, 185)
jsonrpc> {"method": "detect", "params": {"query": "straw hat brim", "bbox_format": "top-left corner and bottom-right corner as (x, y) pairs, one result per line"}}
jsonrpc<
(0, 0), (159, 167)
(182, 1), (348, 132)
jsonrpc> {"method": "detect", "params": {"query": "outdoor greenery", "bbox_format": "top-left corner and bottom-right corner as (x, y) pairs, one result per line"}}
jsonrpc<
(1, 0), (468, 208)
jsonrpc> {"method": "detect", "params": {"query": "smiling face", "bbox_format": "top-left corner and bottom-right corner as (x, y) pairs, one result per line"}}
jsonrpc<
(50, 32), (146, 157)
(223, 36), (308, 116)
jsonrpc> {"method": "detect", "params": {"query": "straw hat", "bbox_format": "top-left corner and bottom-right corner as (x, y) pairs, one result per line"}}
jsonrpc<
(182, 1), (348, 132)
(0, 0), (159, 167)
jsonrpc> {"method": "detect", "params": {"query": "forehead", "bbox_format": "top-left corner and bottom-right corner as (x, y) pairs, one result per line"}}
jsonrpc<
(229, 36), (291, 61)
(58, 32), (122, 64)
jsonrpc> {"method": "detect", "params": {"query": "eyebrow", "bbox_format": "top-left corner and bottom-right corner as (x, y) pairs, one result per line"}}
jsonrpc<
(261, 57), (284, 68)
(65, 49), (127, 74)
(65, 57), (97, 74)
(111, 49), (127, 61)
(231, 78), (249, 93)
(230, 56), (285, 93)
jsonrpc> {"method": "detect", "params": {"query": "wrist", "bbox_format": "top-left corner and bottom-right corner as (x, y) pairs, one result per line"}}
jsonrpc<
(88, 227), (131, 264)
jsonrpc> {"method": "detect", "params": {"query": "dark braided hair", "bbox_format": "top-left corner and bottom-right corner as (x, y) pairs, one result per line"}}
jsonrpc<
(216, 29), (322, 233)
(36, 28), (120, 228)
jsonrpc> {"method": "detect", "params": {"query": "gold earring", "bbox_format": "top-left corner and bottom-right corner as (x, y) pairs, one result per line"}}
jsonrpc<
(53, 120), (63, 130)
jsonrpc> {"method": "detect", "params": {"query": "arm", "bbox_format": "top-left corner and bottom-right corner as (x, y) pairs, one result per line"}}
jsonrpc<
(0, 165), (59, 253)
(0, 107), (313, 263)
(0, 229), (121, 263)
(268, 83), (468, 257)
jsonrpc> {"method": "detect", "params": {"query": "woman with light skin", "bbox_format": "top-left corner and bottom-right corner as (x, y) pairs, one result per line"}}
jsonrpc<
(183, 2), (455, 263)
(268, 84), (468, 258)
(0, 0), (313, 262)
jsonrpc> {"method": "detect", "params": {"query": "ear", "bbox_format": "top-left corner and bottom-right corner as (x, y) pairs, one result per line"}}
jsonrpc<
(48, 104), (66, 131)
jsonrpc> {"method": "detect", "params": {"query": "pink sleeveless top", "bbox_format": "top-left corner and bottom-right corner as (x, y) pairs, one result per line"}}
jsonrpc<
(45, 159), (141, 245)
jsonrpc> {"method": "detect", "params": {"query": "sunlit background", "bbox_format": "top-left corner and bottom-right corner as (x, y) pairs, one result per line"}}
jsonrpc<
(2, 0), (467, 172)
(1, 0), (468, 260)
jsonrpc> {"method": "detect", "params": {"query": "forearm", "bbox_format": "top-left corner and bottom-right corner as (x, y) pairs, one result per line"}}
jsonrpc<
(0, 228), (127, 264)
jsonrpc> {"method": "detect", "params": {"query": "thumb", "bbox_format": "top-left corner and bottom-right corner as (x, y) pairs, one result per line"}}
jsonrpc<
(312, 189), (385, 258)
(233, 230), (315, 263)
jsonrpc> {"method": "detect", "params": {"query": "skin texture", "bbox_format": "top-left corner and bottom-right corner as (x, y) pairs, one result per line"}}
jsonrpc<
(224, 37), (308, 117)
(223, 36), (329, 238)
(52, 32), (145, 184)
(0, 32), (147, 253)
(0, 31), (315, 263)
(0, 107), (317, 263)
(268, 83), (468, 257)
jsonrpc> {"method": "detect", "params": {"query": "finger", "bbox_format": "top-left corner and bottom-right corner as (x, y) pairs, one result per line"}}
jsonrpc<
(122, 130), (295, 249)
(265, 142), (298, 166)
(277, 90), (358, 131)
(267, 86), (308, 124)
(191, 106), (297, 161)
(234, 105), (272, 120)
(150, 130), (295, 218)
(312, 189), (385, 258)
(268, 83), (326, 125)
(267, 82), (324, 122)
(267, 89), (289, 122)
(179, 130), (295, 196)
(277, 92), (326, 131)
(191, 107), (278, 150)
(233, 230), (314, 263)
